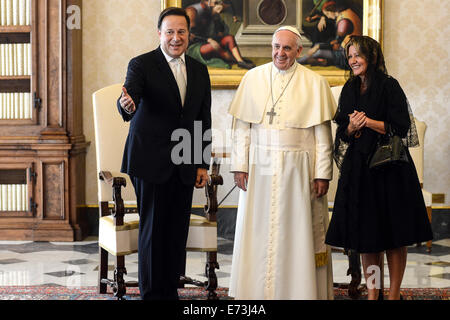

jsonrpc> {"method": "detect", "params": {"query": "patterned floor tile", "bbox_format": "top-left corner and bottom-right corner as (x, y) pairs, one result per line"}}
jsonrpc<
(92, 265), (117, 271)
(41, 283), (64, 287)
(196, 271), (230, 279)
(0, 242), (98, 254)
(0, 237), (447, 288)
(429, 273), (450, 280)
(44, 270), (85, 278)
(62, 259), (94, 265)
(0, 258), (26, 265)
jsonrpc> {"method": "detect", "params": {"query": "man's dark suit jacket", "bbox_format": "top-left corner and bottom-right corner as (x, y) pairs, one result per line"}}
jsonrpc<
(117, 47), (212, 185)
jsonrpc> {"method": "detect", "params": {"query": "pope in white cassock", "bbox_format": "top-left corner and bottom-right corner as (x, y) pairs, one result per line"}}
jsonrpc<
(228, 26), (337, 300)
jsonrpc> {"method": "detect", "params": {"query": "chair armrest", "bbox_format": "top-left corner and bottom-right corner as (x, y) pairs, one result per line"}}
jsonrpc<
(99, 170), (126, 225)
(204, 161), (224, 222)
(99, 171), (127, 188)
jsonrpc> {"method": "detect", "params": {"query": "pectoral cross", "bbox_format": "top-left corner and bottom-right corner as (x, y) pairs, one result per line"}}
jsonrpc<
(266, 107), (277, 125)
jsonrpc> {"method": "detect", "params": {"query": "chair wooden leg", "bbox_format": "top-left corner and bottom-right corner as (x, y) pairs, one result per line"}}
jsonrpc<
(205, 251), (219, 300)
(98, 246), (108, 294)
(347, 249), (362, 300)
(179, 251), (187, 288)
(426, 206), (432, 253)
(113, 255), (127, 300)
(98, 201), (110, 294)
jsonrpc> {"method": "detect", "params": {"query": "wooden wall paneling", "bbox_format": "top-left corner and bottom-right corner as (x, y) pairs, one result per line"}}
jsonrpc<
(42, 161), (65, 220)
(0, 0), (88, 241)
(66, 0), (89, 240)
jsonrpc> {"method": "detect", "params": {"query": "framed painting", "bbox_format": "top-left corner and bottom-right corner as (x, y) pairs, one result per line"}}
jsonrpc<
(161, 0), (383, 88)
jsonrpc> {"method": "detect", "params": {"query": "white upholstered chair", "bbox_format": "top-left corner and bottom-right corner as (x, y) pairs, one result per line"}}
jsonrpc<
(92, 84), (220, 300)
(328, 85), (432, 251)
(409, 118), (433, 251)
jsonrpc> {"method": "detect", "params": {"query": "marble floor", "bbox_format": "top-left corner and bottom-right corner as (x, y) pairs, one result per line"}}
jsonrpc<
(0, 237), (449, 290)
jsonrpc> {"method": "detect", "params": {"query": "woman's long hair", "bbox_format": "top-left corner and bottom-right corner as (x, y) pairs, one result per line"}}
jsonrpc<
(344, 35), (388, 82)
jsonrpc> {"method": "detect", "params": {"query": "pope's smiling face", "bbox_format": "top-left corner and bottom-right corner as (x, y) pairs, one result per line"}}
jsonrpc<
(272, 30), (302, 70)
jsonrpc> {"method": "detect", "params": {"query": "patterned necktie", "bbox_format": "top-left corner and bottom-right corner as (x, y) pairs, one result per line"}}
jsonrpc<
(173, 58), (186, 106)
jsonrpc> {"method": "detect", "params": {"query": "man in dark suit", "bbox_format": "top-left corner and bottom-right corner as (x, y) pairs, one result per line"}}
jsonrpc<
(117, 7), (211, 300)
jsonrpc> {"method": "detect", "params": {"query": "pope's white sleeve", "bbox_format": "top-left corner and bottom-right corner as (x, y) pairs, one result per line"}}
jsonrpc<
(230, 118), (251, 173)
(314, 121), (333, 180)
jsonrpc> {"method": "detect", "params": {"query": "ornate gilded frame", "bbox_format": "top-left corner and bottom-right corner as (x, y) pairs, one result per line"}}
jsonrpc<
(161, 0), (384, 88)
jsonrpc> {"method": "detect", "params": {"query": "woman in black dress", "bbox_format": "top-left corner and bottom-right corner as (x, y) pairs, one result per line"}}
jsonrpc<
(325, 36), (433, 300)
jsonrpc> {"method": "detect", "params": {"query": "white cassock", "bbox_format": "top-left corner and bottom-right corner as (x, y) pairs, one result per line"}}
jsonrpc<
(228, 62), (337, 300)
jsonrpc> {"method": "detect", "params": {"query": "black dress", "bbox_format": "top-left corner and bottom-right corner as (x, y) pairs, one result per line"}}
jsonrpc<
(325, 73), (433, 253)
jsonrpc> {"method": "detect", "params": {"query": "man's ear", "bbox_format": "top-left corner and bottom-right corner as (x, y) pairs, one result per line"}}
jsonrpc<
(296, 47), (303, 58)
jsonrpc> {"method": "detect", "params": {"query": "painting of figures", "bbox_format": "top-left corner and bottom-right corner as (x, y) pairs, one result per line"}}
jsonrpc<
(298, 0), (363, 70)
(163, 0), (380, 87)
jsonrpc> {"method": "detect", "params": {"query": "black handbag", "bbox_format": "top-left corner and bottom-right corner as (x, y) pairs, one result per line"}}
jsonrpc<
(368, 133), (408, 169)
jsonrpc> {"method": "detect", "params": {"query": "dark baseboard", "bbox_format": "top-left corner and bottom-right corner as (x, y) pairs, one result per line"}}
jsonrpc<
(430, 208), (450, 240)
(82, 207), (449, 242)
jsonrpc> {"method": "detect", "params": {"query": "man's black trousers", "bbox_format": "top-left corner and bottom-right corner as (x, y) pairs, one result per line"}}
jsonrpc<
(132, 172), (194, 300)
